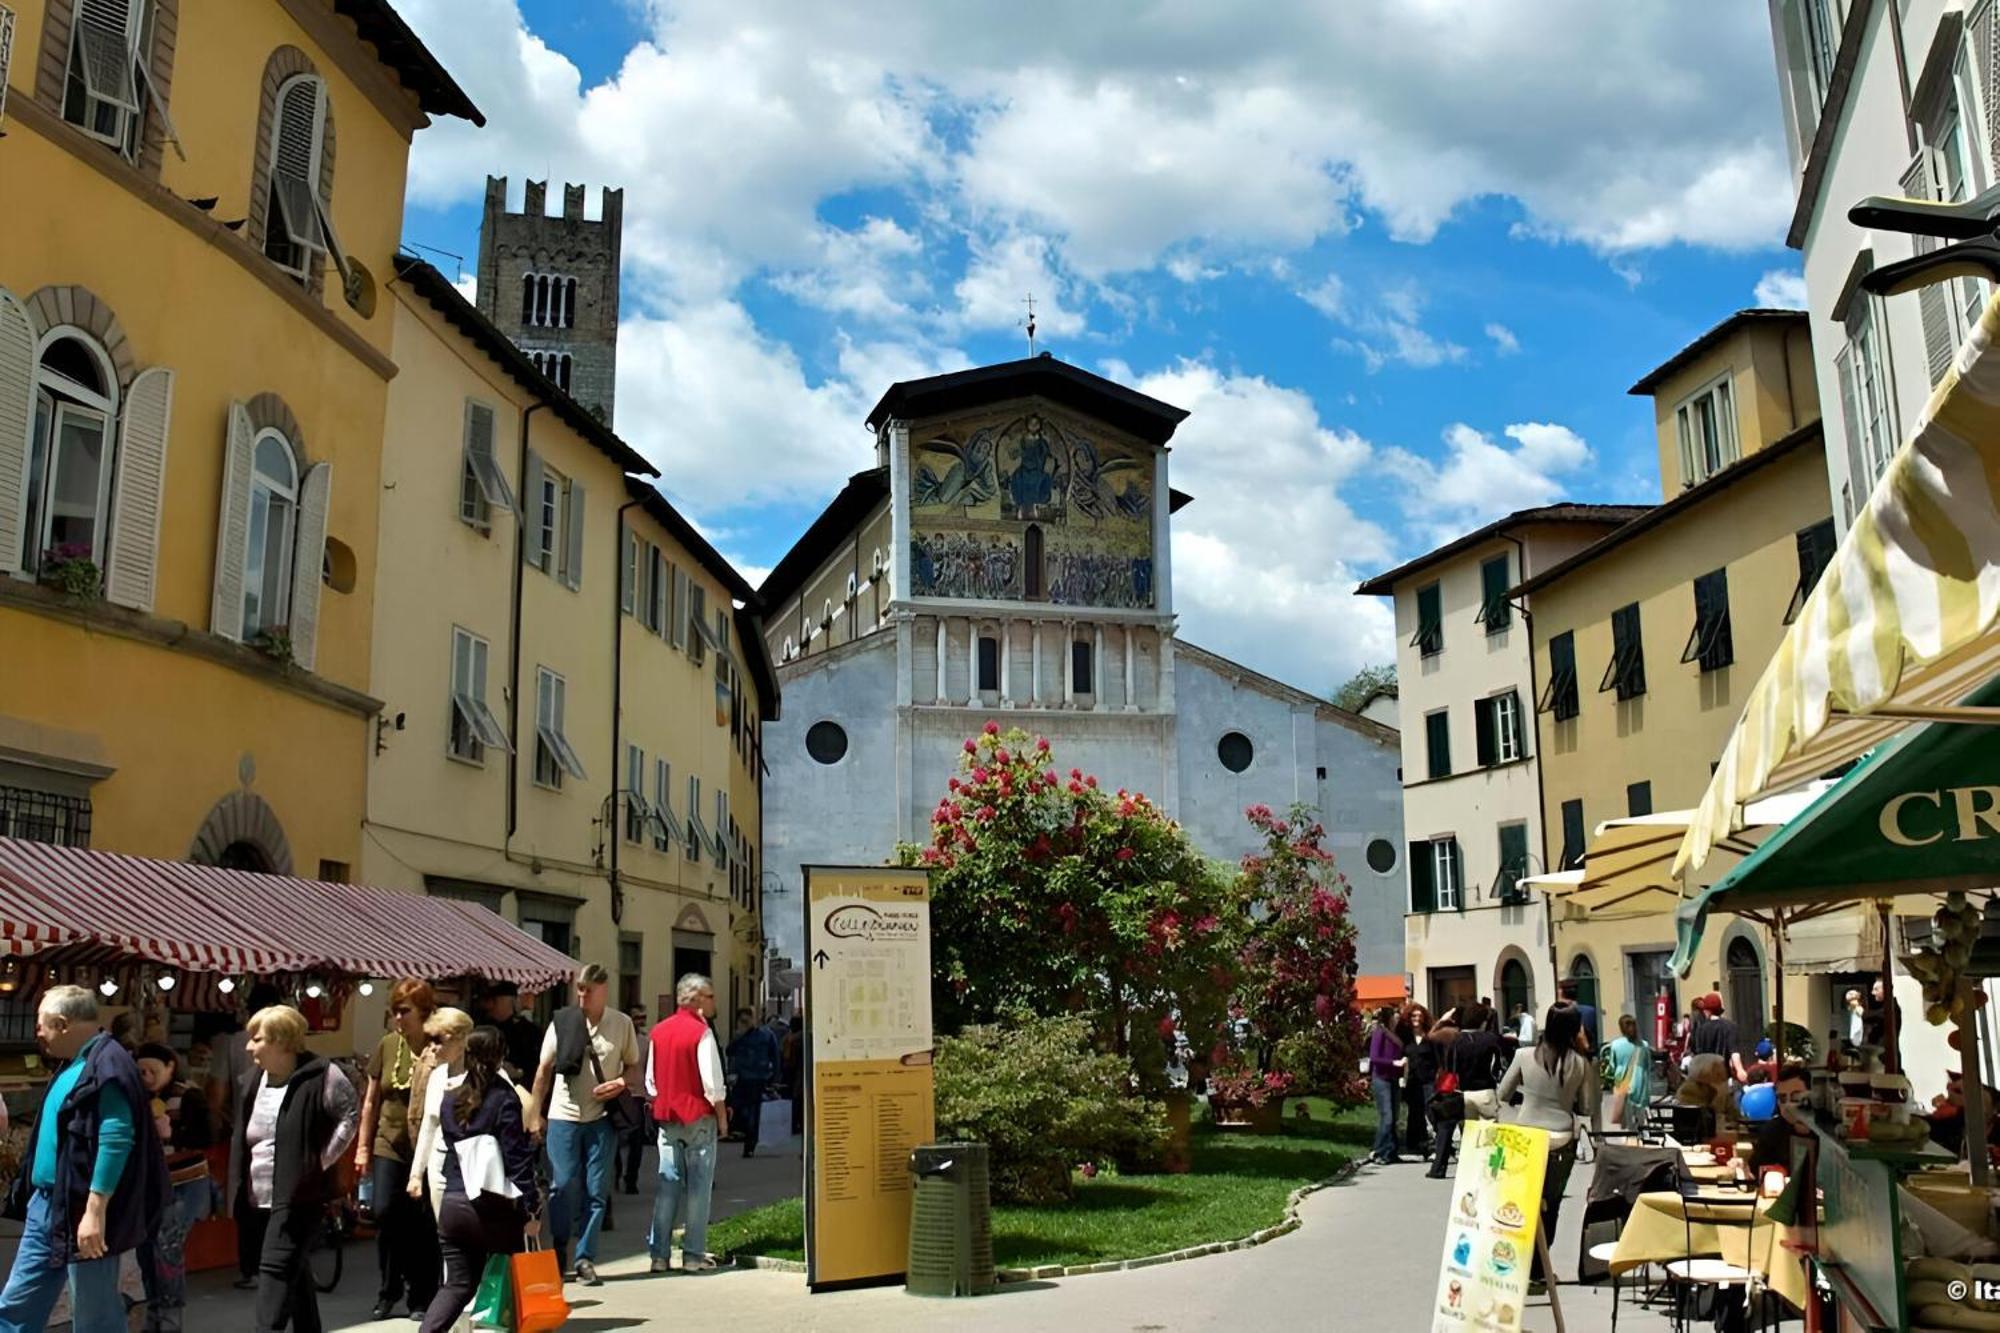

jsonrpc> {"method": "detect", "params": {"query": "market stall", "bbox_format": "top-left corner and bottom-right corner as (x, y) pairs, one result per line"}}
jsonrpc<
(0, 836), (580, 1280)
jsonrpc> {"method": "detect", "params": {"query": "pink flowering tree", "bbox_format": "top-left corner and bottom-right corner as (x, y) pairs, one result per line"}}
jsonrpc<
(903, 725), (1246, 1095)
(1231, 802), (1364, 1101)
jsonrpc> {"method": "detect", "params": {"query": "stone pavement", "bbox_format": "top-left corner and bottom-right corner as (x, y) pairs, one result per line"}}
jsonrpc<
(188, 1134), (1703, 1331)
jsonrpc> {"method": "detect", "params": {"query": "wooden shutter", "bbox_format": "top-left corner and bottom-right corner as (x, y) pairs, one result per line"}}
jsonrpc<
(1974, 0), (2000, 174)
(1903, 153), (1957, 385)
(1498, 824), (1528, 897)
(104, 366), (174, 611)
(0, 288), (34, 575)
(210, 402), (254, 640)
(1474, 697), (1497, 768)
(620, 527), (635, 613)
(563, 476), (585, 590)
(520, 449), (544, 570)
(288, 461), (331, 671)
(1408, 841), (1436, 914)
(672, 566), (690, 648)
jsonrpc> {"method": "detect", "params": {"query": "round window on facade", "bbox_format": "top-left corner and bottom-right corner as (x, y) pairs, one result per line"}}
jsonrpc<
(806, 720), (848, 766)
(1217, 731), (1254, 773)
(1366, 839), (1397, 874)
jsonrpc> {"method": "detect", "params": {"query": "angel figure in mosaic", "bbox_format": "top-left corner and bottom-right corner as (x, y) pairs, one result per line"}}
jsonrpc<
(1066, 435), (1143, 524)
(913, 428), (999, 510)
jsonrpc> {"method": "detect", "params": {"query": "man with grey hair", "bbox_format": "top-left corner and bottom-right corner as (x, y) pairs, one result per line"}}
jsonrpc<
(644, 974), (726, 1273)
(0, 986), (167, 1331)
(528, 964), (639, 1286)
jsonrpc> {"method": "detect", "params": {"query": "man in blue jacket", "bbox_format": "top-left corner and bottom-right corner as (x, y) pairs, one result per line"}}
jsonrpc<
(0, 984), (167, 1332)
(724, 1010), (780, 1159)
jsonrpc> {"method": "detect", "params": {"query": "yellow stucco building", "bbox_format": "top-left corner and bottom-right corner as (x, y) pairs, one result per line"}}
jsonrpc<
(0, 0), (478, 875)
(362, 258), (776, 1024)
(1521, 309), (1849, 1045)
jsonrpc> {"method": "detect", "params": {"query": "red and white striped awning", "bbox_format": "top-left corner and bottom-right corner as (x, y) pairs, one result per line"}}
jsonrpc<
(0, 839), (578, 992)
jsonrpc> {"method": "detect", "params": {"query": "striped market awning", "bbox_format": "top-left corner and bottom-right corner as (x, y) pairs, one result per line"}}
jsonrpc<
(0, 838), (578, 993)
(1673, 290), (2000, 881)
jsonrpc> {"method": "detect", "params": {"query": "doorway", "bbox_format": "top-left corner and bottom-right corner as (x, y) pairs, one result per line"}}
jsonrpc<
(1499, 957), (1532, 1029)
(1428, 966), (1476, 1020)
(1726, 935), (1766, 1053)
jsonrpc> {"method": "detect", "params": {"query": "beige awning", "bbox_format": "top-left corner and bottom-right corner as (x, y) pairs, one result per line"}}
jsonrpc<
(1675, 292), (2000, 879)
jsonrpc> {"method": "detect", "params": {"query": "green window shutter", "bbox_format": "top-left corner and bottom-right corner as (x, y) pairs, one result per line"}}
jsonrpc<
(1498, 824), (1529, 899)
(1480, 555), (1511, 633)
(1560, 798), (1585, 870)
(1409, 841), (1436, 914)
(1414, 582), (1443, 655)
(1474, 697), (1497, 768)
(1426, 710), (1451, 779)
(1627, 781), (1653, 817)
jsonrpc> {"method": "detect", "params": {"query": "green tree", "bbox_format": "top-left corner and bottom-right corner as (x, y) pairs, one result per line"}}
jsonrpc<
(1330, 663), (1396, 713)
(903, 724), (1246, 1094)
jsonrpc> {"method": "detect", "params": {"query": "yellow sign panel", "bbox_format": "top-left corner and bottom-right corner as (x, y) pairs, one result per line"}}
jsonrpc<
(1431, 1121), (1552, 1333)
(804, 865), (935, 1291)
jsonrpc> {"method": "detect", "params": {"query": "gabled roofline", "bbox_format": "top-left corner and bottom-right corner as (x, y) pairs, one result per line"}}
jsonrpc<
(339, 1), (484, 124)
(1353, 505), (1652, 597)
(865, 354), (1189, 446)
(1175, 640), (1399, 747)
(732, 604), (780, 722)
(1626, 309), (1810, 396)
(623, 476), (757, 606)
(1512, 419), (1826, 597)
(393, 255), (655, 478)
(756, 468), (892, 612)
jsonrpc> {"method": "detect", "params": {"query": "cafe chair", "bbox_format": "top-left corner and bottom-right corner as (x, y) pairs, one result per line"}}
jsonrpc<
(1668, 1188), (1770, 1333)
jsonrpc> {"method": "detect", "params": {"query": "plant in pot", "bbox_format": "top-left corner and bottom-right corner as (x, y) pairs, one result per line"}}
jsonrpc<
(1208, 1059), (1295, 1133)
(38, 543), (101, 604)
(251, 627), (294, 666)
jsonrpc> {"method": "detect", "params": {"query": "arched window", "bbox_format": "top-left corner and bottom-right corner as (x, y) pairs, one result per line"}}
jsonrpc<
(24, 332), (118, 575)
(243, 430), (299, 636)
(521, 274), (535, 326)
(557, 354), (572, 392)
(1566, 954), (1598, 1017)
(1023, 524), (1044, 599)
(1499, 957), (1532, 1027)
(1726, 935), (1765, 1047)
(564, 277), (578, 329)
(263, 74), (332, 281)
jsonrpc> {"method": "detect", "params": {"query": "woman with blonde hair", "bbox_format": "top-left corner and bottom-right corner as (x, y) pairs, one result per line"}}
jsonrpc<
(408, 1007), (476, 1223)
(358, 979), (441, 1319)
(227, 1004), (359, 1333)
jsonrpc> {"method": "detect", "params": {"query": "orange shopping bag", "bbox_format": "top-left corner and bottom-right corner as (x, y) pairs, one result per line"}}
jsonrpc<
(511, 1237), (569, 1333)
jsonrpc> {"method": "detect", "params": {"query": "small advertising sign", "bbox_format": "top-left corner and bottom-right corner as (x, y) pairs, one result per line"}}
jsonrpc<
(1431, 1121), (1552, 1333)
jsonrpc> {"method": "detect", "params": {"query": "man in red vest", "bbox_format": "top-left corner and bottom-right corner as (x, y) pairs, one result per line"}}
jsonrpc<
(644, 974), (727, 1274)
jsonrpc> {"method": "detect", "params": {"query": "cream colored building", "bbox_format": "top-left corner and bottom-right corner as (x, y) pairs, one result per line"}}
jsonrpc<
(1357, 507), (1644, 1020)
(1521, 309), (1845, 1043)
(362, 258), (776, 1023)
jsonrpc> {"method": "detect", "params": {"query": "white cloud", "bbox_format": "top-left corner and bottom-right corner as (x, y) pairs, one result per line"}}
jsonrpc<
(1300, 277), (1468, 371)
(952, 232), (1086, 338)
(454, 274), (479, 304)
(1753, 268), (1810, 310)
(1382, 420), (1596, 546)
(1485, 322), (1520, 355)
(771, 217), (926, 320)
(1121, 360), (1395, 687)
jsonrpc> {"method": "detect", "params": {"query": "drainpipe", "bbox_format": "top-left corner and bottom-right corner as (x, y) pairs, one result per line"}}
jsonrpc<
(608, 495), (644, 925)
(506, 402), (548, 846)
(1780, 323), (1800, 433)
(1502, 531), (1560, 991)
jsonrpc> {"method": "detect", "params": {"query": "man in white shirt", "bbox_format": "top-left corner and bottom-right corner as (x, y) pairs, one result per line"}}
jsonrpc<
(643, 974), (727, 1273)
(528, 964), (640, 1286)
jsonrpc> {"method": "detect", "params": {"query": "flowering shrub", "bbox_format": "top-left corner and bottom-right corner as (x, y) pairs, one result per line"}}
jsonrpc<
(1208, 1061), (1295, 1111)
(1233, 802), (1364, 1102)
(903, 725), (1246, 1095)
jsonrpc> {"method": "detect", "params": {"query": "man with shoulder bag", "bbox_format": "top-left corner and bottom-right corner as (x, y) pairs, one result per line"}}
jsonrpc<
(527, 965), (640, 1287)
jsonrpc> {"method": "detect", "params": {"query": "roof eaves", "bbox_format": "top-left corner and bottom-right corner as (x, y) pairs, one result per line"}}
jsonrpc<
(623, 476), (757, 605)
(1353, 504), (1653, 596)
(865, 355), (1190, 445)
(756, 468), (892, 611)
(732, 604), (781, 722)
(1626, 308), (1811, 396)
(1512, 420), (1826, 597)
(335, 0), (485, 124)
(393, 255), (655, 478)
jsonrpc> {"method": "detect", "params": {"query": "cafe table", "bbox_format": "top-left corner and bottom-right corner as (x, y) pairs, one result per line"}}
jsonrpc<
(1607, 1184), (1811, 1313)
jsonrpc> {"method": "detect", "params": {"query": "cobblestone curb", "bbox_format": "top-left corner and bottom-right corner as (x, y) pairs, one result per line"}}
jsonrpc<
(722, 1153), (1369, 1283)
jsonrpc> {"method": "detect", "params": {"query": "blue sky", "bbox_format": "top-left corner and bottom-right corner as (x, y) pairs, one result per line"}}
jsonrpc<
(393, 1), (1806, 692)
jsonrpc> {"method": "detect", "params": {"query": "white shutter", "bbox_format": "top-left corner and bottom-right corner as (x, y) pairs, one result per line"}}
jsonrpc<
(563, 476), (585, 590)
(104, 365), (173, 611)
(270, 79), (326, 256)
(620, 527), (635, 613)
(210, 402), (254, 639)
(1975, 0), (2000, 174)
(521, 449), (544, 569)
(1903, 152), (1957, 385)
(671, 566), (689, 648)
(1834, 342), (1871, 507)
(0, 7), (17, 132)
(0, 288), (34, 575)
(288, 461), (331, 671)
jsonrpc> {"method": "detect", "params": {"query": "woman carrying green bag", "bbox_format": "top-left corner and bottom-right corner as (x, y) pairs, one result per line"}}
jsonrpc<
(466, 1256), (510, 1330)
(419, 1029), (540, 1333)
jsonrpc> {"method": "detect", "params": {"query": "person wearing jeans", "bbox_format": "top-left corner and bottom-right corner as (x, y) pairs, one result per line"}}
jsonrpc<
(1365, 1007), (1404, 1165)
(134, 1044), (215, 1333)
(645, 974), (728, 1273)
(527, 965), (640, 1287)
(0, 986), (166, 1333)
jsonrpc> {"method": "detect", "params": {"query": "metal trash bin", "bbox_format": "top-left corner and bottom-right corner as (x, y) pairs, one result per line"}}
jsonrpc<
(905, 1142), (996, 1297)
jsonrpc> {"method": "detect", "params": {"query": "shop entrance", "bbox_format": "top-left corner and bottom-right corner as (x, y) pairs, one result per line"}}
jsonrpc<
(1428, 965), (1476, 1019)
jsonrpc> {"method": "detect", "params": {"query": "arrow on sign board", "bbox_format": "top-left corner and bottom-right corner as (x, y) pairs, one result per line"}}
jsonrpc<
(814, 949), (830, 969)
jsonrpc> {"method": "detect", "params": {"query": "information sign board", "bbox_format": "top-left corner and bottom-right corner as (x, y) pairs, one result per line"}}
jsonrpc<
(1431, 1121), (1551, 1333)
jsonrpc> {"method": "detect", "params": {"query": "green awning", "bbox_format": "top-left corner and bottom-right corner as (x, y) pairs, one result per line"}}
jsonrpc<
(1672, 676), (2000, 974)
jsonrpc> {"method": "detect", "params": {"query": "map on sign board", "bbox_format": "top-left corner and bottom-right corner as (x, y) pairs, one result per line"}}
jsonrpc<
(1431, 1120), (1551, 1333)
(810, 894), (932, 1064)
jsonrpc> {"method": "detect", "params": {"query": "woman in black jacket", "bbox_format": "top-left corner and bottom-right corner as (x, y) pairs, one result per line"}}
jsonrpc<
(421, 1027), (541, 1333)
(230, 1005), (360, 1333)
(1398, 1004), (1435, 1155)
(1427, 1003), (1505, 1178)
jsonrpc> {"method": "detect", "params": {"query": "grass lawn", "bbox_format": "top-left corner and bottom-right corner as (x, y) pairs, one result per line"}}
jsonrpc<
(709, 1097), (1373, 1271)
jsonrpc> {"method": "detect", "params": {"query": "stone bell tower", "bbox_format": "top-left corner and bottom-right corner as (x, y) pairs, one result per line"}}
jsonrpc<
(476, 176), (624, 425)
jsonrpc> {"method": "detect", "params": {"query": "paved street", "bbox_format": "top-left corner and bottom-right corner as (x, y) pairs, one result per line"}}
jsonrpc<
(187, 1138), (1692, 1333)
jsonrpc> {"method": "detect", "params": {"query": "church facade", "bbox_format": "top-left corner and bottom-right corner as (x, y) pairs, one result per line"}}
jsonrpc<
(757, 356), (1406, 983)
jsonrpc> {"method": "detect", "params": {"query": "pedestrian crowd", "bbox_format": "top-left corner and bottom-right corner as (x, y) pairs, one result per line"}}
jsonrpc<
(0, 965), (805, 1332)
